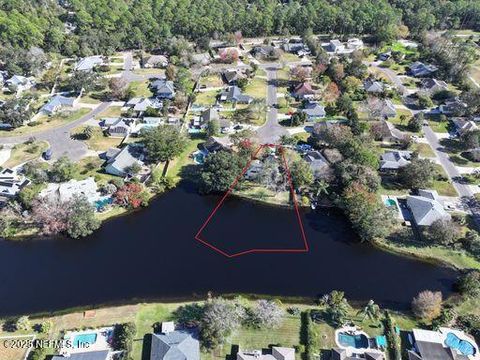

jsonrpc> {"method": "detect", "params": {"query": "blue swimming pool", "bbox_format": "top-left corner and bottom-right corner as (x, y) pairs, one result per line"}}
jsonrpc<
(384, 198), (397, 207)
(95, 197), (113, 211)
(338, 332), (369, 349)
(73, 333), (97, 348)
(445, 332), (476, 356)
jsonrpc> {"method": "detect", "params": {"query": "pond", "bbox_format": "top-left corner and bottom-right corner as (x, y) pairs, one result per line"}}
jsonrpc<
(0, 181), (457, 316)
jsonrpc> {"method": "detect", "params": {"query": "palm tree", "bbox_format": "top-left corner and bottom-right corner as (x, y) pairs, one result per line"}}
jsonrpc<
(357, 299), (381, 322)
(311, 179), (329, 199)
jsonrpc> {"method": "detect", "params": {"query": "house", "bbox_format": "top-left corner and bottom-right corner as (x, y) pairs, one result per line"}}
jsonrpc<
(282, 41), (309, 55)
(381, 99), (397, 118)
(378, 52), (391, 61)
(144, 55), (168, 68)
(302, 101), (326, 120)
(292, 82), (315, 100)
(245, 159), (264, 180)
(219, 86), (253, 104)
(39, 178), (99, 204)
(201, 108), (220, 124)
(407, 327), (479, 360)
(408, 62), (438, 77)
(106, 118), (136, 137)
(41, 94), (78, 115)
(406, 190), (451, 226)
(132, 117), (164, 135)
(378, 120), (406, 143)
(237, 347), (295, 360)
(105, 144), (145, 177)
(452, 118), (478, 136)
(0, 168), (30, 199)
(251, 45), (276, 59)
(191, 52), (212, 66)
(421, 78), (448, 95)
(303, 150), (330, 178)
(126, 97), (163, 115)
(75, 56), (104, 71)
(347, 38), (364, 50)
(364, 79), (384, 93)
(222, 69), (247, 85)
(203, 136), (233, 153)
(380, 150), (412, 171)
(331, 348), (384, 360)
(150, 323), (199, 360)
(150, 79), (175, 99)
(439, 99), (467, 116)
(52, 350), (110, 360)
(327, 40), (345, 53)
(5, 75), (34, 93)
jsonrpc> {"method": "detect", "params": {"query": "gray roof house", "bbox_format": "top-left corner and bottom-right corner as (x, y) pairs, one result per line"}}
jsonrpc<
(41, 94), (78, 115)
(52, 350), (110, 360)
(407, 328), (479, 360)
(378, 120), (406, 143)
(406, 190), (451, 226)
(364, 79), (384, 93)
(408, 62), (438, 77)
(439, 99), (467, 116)
(303, 150), (330, 178)
(331, 348), (384, 360)
(144, 55), (168, 68)
(75, 56), (104, 71)
(220, 86), (253, 104)
(222, 69), (247, 85)
(191, 52), (212, 66)
(302, 101), (326, 120)
(238, 347), (295, 360)
(150, 79), (175, 99)
(380, 150), (412, 171)
(452, 118), (478, 136)
(107, 118), (136, 137)
(105, 144), (145, 177)
(201, 108), (220, 123)
(421, 78), (448, 94)
(150, 330), (199, 360)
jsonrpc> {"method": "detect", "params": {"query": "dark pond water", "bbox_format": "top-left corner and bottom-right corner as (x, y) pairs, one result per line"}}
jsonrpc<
(0, 182), (457, 316)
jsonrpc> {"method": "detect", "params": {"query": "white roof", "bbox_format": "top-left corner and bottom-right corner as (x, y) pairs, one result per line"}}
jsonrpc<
(75, 56), (104, 71)
(40, 178), (99, 203)
(161, 322), (175, 334)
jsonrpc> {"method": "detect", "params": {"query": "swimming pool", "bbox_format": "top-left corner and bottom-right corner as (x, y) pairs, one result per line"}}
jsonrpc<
(384, 198), (397, 207)
(95, 197), (113, 211)
(445, 332), (476, 356)
(73, 333), (97, 348)
(338, 332), (369, 349)
(193, 150), (207, 165)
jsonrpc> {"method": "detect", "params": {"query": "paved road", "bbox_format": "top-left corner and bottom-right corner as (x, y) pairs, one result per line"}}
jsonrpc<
(256, 67), (287, 144)
(0, 102), (111, 161)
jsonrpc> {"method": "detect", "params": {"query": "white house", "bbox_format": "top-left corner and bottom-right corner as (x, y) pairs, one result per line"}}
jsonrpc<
(39, 178), (99, 204)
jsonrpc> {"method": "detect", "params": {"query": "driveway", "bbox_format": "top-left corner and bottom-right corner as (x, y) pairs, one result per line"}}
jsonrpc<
(366, 61), (406, 95)
(255, 68), (287, 144)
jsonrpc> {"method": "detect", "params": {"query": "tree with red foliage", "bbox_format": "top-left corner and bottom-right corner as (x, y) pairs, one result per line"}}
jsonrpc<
(323, 82), (340, 103)
(114, 183), (149, 209)
(220, 48), (239, 64)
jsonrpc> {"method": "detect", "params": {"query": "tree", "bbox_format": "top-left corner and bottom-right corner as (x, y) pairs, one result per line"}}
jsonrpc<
(201, 151), (246, 194)
(114, 183), (149, 209)
(32, 198), (70, 236)
(417, 93), (433, 109)
(289, 112), (307, 127)
(0, 97), (34, 128)
(319, 291), (351, 327)
(165, 65), (176, 81)
(290, 66), (311, 82)
(408, 114), (423, 132)
(289, 158), (314, 190)
(357, 300), (380, 322)
(399, 158), (437, 189)
(457, 270), (480, 298)
(49, 156), (79, 182)
(108, 77), (127, 99)
(461, 130), (480, 150)
(66, 71), (101, 93)
(66, 195), (101, 239)
(341, 182), (395, 242)
(142, 125), (187, 163)
(201, 298), (246, 348)
(206, 119), (219, 137)
(428, 219), (460, 246)
(83, 125), (94, 139)
(249, 300), (284, 328)
(336, 160), (380, 192)
(412, 290), (442, 321)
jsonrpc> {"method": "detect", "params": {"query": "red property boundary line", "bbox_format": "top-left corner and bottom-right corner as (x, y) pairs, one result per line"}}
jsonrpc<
(194, 144), (309, 258)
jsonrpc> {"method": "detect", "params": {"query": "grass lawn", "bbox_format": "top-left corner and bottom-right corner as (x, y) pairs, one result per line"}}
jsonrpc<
(199, 74), (223, 88)
(128, 80), (153, 98)
(281, 52), (302, 62)
(233, 184), (291, 207)
(412, 143), (435, 158)
(428, 120), (449, 133)
(195, 90), (219, 106)
(244, 78), (267, 100)
(0, 335), (34, 360)
(165, 138), (204, 182)
(449, 154), (480, 168)
(382, 42), (419, 56)
(97, 106), (124, 118)
(73, 126), (123, 151)
(3, 141), (49, 168)
(133, 68), (165, 77)
(432, 164), (458, 196)
(0, 108), (90, 138)
(75, 156), (118, 186)
(80, 95), (102, 104)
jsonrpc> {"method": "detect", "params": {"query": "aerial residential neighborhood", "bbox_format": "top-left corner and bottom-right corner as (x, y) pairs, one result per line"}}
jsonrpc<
(0, 1), (480, 360)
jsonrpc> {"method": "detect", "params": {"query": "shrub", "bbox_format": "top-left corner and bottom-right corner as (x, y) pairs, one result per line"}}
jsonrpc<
(457, 270), (480, 297)
(384, 311), (401, 360)
(112, 322), (136, 359)
(248, 300), (284, 329)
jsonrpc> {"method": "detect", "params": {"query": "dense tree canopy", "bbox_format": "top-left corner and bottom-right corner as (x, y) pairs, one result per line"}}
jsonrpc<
(1, 0), (479, 56)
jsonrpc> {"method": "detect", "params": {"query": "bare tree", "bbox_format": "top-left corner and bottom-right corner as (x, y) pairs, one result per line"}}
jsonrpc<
(412, 290), (443, 320)
(250, 300), (284, 328)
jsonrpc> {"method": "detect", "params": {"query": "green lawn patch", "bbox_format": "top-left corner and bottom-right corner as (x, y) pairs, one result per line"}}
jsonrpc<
(412, 143), (435, 158)
(3, 141), (49, 168)
(97, 106), (124, 118)
(244, 78), (267, 100)
(128, 80), (153, 98)
(199, 74), (223, 88)
(428, 120), (449, 133)
(73, 126), (123, 151)
(195, 90), (219, 106)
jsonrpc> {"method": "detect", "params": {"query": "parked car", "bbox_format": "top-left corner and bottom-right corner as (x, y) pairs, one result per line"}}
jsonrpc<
(43, 148), (52, 160)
